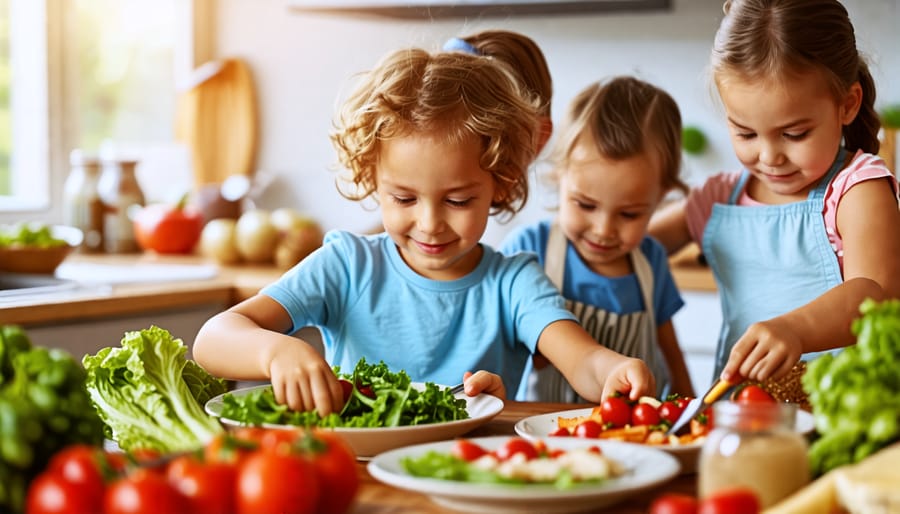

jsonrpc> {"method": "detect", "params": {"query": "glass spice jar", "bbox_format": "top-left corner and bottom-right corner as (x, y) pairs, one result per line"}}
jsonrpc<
(97, 159), (145, 253)
(698, 401), (810, 509)
(63, 150), (105, 253)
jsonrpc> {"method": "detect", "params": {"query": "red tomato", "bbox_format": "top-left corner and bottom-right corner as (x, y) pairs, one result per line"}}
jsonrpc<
(204, 432), (258, 465)
(698, 488), (761, 514)
(133, 196), (204, 254)
(235, 448), (320, 514)
(494, 438), (539, 461)
(166, 454), (236, 514)
(574, 419), (604, 438)
(658, 401), (685, 425)
(26, 472), (99, 514)
(649, 493), (700, 514)
(356, 384), (375, 398)
(452, 439), (489, 462)
(674, 396), (693, 409)
(339, 379), (353, 402)
(632, 403), (662, 426)
(732, 384), (775, 404)
(548, 427), (571, 437)
(104, 468), (189, 514)
(691, 408), (715, 437)
(600, 396), (632, 428)
(44, 445), (107, 506)
(300, 431), (359, 514)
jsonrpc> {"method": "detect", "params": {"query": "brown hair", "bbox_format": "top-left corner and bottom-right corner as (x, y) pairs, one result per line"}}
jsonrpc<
(460, 30), (553, 119)
(712, 0), (880, 154)
(330, 48), (540, 220)
(550, 76), (687, 195)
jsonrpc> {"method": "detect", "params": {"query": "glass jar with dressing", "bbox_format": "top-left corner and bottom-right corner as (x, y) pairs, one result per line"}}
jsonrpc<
(97, 159), (145, 253)
(63, 150), (105, 253)
(698, 401), (809, 508)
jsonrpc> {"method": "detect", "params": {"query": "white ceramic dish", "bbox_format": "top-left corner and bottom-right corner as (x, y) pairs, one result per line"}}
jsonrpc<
(513, 406), (816, 474)
(367, 435), (680, 513)
(205, 383), (504, 459)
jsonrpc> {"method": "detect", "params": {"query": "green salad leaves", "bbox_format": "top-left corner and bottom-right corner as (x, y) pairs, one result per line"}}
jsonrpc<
(802, 298), (900, 475)
(219, 358), (469, 428)
(82, 326), (227, 453)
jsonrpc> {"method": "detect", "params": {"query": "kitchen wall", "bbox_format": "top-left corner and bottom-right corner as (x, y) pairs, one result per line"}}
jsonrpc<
(214, 0), (899, 246)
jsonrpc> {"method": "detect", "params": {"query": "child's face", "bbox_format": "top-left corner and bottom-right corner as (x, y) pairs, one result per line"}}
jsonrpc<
(717, 70), (859, 203)
(376, 132), (496, 280)
(557, 134), (664, 276)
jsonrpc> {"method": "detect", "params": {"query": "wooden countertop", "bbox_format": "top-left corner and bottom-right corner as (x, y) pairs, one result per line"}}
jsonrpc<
(2, 245), (715, 326)
(351, 400), (695, 513)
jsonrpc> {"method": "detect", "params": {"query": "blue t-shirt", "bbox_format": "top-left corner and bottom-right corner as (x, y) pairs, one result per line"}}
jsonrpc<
(261, 230), (577, 395)
(500, 220), (684, 327)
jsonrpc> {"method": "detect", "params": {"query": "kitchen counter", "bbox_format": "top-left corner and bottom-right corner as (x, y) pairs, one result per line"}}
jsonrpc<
(1, 245), (715, 327)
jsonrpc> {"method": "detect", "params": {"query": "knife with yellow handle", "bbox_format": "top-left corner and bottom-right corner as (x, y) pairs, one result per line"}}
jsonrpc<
(666, 378), (736, 436)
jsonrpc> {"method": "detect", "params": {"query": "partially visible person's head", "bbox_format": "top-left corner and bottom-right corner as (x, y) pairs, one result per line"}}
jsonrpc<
(550, 76), (684, 274)
(445, 30), (554, 154)
(711, 0), (878, 157)
(330, 48), (540, 222)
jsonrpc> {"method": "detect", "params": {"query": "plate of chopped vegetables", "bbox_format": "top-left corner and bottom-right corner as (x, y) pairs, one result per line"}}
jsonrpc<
(204, 359), (504, 459)
(367, 436), (679, 513)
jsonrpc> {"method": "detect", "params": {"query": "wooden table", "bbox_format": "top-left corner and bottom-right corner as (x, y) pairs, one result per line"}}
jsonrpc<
(350, 401), (696, 513)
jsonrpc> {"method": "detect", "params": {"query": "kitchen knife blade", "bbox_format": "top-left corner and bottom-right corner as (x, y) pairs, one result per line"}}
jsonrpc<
(666, 378), (735, 436)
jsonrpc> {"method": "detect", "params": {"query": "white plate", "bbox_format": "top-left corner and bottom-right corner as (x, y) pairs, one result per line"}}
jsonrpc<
(367, 436), (680, 513)
(205, 383), (504, 459)
(514, 407), (816, 474)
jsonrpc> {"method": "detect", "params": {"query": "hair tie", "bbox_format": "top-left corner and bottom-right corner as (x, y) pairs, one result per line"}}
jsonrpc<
(442, 37), (481, 55)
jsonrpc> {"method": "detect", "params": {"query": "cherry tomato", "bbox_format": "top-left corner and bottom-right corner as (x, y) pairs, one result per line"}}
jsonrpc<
(732, 384), (775, 404)
(105, 468), (189, 514)
(658, 401), (685, 425)
(451, 439), (488, 461)
(338, 379), (353, 402)
(649, 493), (700, 514)
(299, 430), (359, 514)
(26, 472), (98, 514)
(691, 408), (715, 437)
(357, 384), (375, 398)
(166, 454), (236, 514)
(698, 487), (760, 514)
(44, 445), (108, 507)
(235, 447), (320, 514)
(548, 427), (571, 437)
(674, 396), (693, 409)
(574, 419), (604, 438)
(600, 396), (632, 428)
(495, 438), (539, 461)
(632, 403), (662, 426)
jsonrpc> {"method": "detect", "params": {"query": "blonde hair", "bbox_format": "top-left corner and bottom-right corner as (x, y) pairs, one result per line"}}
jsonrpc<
(330, 48), (540, 220)
(459, 30), (553, 119)
(712, 0), (880, 155)
(551, 76), (687, 195)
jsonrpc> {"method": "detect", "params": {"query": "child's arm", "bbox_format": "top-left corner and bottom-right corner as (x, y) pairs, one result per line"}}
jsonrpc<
(538, 319), (656, 402)
(193, 294), (345, 416)
(721, 178), (900, 383)
(657, 320), (695, 397)
(649, 198), (693, 255)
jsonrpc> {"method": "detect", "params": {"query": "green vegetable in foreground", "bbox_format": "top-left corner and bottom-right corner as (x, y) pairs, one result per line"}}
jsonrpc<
(219, 358), (468, 428)
(802, 298), (900, 475)
(82, 326), (227, 453)
(0, 325), (104, 513)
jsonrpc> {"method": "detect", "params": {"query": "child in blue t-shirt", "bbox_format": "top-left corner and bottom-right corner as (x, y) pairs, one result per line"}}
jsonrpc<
(502, 76), (694, 402)
(193, 48), (655, 416)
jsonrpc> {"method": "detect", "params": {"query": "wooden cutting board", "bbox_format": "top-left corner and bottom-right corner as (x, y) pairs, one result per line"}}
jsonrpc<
(175, 58), (258, 187)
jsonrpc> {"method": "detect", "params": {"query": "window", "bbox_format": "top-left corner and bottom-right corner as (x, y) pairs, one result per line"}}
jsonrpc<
(0, 0), (202, 222)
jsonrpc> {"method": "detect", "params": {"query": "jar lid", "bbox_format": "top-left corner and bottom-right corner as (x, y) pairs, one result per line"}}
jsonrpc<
(712, 401), (797, 431)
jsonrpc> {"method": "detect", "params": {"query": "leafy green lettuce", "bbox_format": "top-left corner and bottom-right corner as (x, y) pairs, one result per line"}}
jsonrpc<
(219, 358), (468, 428)
(82, 326), (227, 453)
(802, 298), (900, 475)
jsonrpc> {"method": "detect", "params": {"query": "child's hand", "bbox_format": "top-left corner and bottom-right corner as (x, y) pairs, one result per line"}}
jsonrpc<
(721, 318), (803, 383)
(601, 358), (655, 402)
(266, 337), (345, 416)
(460, 370), (507, 400)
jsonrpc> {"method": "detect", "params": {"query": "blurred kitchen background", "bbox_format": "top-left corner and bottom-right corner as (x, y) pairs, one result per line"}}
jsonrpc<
(1, 0), (897, 245)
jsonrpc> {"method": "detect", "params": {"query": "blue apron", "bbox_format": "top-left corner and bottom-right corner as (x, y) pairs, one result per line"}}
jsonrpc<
(702, 148), (846, 382)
